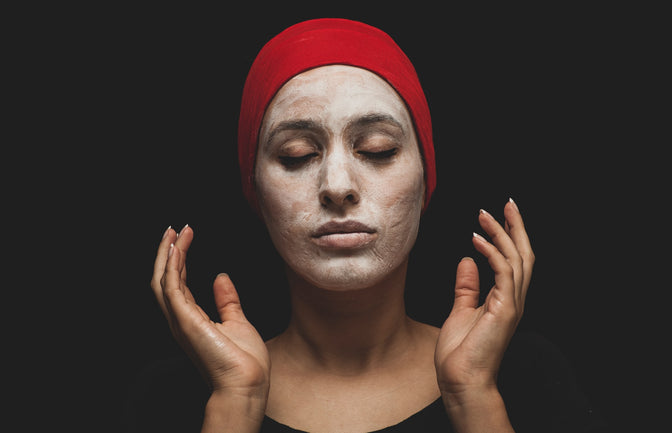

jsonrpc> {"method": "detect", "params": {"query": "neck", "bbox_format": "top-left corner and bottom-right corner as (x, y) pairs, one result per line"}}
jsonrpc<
(280, 259), (415, 375)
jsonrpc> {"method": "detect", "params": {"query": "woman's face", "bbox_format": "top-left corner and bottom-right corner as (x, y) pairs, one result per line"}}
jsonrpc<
(255, 65), (425, 290)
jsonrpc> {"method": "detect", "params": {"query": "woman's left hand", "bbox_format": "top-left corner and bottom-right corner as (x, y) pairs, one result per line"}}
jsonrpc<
(435, 199), (535, 408)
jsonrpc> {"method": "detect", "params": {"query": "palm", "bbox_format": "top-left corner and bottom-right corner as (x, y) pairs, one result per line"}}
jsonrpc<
(435, 285), (512, 391)
(151, 226), (270, 397)
(434, 203), (534, 394)
(204, 303), (270, 393)
(167, 268), (271, 396)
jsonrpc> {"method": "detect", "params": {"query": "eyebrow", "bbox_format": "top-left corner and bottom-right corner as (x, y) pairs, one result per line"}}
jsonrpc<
(264, 119), (322, 149)
(264, 112), (406, 148)
(348, 113), (405, 133)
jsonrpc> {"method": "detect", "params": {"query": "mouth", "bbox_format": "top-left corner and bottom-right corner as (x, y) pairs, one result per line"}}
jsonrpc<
(311, 220), (377, 249)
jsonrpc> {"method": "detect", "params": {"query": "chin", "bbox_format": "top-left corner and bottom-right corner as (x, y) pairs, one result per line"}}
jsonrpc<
(292, 256), (398, 291)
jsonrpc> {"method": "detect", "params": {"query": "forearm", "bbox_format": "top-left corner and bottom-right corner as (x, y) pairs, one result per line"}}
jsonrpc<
(201, 391), (267, 433)
(442, 387), (514, 433)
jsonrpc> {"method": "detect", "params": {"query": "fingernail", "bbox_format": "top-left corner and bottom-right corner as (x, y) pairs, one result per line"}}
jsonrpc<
(473, 232), (486, 242)
(177, 223), (189, 238)
(479, 208), (492, 218)
(162, 226), (172, 240)
(169, 243), (175, 257)
(509, 197), (520, 212)
(461, 256), (474, 262)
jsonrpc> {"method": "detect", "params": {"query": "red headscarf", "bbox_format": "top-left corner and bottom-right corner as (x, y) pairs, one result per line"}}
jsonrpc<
(238, 18), (436, 213)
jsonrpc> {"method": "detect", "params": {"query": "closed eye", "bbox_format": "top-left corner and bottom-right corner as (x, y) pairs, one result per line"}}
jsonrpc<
(279, 153), (318, 168)
(358, 148), (398, 160)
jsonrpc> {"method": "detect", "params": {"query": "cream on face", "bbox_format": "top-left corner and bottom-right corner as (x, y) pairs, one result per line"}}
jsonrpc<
(255, 65), (425, 290)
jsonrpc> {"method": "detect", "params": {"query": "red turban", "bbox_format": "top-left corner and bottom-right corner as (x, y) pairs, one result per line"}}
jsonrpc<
(238, 18), (436, 213)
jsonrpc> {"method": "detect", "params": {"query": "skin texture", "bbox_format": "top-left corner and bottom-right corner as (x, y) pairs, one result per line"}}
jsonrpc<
(150, 64), (535, 433)
(254, 65), (425, 291)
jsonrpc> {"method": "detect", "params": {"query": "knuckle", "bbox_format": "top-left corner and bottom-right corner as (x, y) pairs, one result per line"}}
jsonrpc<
(150, 275), (163, 291)
(164, 285), (180, 301)
(522, 250), (536, 265)
(528, 250), (536, 264)
(509, 252), (523, 268)
(499, 303), (518, 323)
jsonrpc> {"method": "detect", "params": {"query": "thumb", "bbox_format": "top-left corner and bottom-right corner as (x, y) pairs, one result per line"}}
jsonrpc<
(213, 273), (248, 323)
(452, 257), (481, 311)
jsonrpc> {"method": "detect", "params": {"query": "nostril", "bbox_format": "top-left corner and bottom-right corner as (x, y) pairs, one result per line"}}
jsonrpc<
(320, 194), (332, 206)
(319, 190), (359, 208)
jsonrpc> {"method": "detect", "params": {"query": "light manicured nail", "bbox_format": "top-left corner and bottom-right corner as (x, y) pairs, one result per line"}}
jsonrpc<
(473, 232), (487, 242)
(479, 208), (492, 218)
(162, 226), (172, 240)
(509, 197), (520, 212)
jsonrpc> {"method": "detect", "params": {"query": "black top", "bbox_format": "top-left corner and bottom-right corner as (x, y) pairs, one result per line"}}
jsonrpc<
(260, 397), (448, 432)
(122, 332), (607, 432)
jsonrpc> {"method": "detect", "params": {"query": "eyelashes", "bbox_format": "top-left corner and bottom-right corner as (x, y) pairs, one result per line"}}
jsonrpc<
(358, 148), (398, 160)
(279, 148), (398, 168)
(279, 153), (319, 168)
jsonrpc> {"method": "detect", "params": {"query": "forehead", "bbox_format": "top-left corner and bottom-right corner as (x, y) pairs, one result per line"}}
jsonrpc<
(261, 65), (412, 131)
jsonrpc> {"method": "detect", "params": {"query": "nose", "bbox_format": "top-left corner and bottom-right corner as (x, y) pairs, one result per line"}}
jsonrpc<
(318, 150), (360, 209)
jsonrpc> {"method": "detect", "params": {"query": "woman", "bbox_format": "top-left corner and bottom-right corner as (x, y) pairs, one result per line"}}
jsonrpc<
(142, 19), (602, 432)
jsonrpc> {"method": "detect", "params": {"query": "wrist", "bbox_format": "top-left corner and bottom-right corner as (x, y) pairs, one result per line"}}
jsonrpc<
(440, 383), (501, 410)
(441, 386), (514, 433)
(201, 390), (268, 433)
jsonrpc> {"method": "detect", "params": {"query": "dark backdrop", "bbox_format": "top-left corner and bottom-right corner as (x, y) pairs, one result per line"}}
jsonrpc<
(30, 4), (662, 431)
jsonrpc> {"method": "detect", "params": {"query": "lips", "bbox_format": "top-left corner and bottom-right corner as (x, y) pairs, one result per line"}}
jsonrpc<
(311, 220), (377, 249)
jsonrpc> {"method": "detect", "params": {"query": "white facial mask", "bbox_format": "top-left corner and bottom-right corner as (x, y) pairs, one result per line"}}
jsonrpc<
(255, 65), (425, 290)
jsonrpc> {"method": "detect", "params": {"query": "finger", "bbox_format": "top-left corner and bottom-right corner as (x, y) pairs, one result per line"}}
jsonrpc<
(213, 273), (250, 324)
(472, 232), (517, 315)
(504, 199), (535, 297)
(151, 226), (177, 318)
(174, 224), (194, 283)
(451, 257), (481, 311)
(166, 238), (197, 306)
(478, 209), (523, 290)
(163, 246), (210, 328)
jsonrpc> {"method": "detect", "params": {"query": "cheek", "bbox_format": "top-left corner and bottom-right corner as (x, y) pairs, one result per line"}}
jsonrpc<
(255, 166), (318, 242)
(376, 155), (424, 209)
(373, 164), (425, 246)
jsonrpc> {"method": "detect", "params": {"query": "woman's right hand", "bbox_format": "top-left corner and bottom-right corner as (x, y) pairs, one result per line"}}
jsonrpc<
(150, 226), (270, 429)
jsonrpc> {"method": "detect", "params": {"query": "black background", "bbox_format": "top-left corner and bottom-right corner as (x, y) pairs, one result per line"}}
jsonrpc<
(15, 3), (664, 432)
